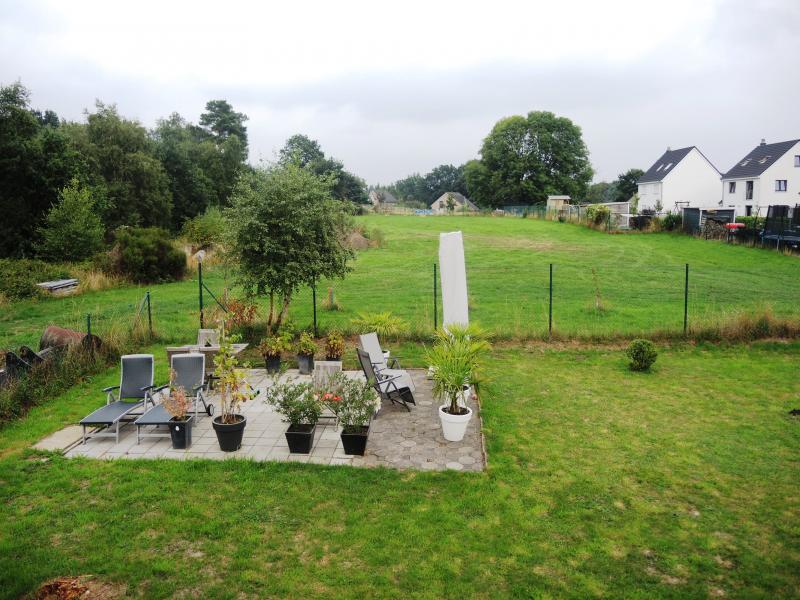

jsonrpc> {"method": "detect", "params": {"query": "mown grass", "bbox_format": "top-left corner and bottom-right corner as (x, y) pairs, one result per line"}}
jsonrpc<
(2, 216), (800, 350)
(1, 342), (798, 598)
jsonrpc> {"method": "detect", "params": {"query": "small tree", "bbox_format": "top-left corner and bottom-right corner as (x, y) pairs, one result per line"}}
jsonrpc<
(37, 179), (104, 261)
(225, 163), (355, 331)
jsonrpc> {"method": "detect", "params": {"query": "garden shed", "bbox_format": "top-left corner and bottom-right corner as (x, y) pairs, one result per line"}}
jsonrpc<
(682, 207), (736, 235)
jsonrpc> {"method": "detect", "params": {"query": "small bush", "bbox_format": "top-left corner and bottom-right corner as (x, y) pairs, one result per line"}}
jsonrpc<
(351, 311), (409, 339)
(182, 207), (226, 251)
(586, 204), (611, 226)
(626, 339), (658, 371)
(661, 212), (682, 231)
(0, 259), (70, 300)
(108, 227), (186, 283)
(296, 332), (316, 356)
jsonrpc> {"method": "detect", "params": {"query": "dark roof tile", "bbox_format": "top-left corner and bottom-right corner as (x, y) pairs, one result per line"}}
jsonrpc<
(637, 146), (695, 183)
(721, 139), (800, 179)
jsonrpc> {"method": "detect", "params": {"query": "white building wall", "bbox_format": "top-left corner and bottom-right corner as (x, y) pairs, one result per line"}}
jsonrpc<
(758, 141), (800, 209)
(721, 141), (800, 215)
(660, 148), (721, 211)
(637, 182), (662, 211)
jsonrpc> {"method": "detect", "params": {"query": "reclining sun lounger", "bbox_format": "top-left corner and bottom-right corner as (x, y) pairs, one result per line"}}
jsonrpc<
(357, 348), (415, 412)
(134, 353), (213, 444)
(80, 354), (155, 444)
(359, 332), (415, 392)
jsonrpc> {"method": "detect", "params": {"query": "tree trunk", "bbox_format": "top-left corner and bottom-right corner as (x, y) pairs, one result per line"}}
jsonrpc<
(274, 293), (292, 330)
(267, 291), (275, 329)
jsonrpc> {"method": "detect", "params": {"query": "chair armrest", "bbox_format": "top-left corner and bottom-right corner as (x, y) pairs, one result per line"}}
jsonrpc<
(102, 385), (120, 393)
(153, 384), (170, 393)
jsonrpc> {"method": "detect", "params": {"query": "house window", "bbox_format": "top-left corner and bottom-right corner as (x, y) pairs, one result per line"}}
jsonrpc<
(745, 205), (752, 216)
(795, 155), (800, 167)
(728, 182), (736, 193)
(746, 181), (753, 200)
(776, 180), (788, 192)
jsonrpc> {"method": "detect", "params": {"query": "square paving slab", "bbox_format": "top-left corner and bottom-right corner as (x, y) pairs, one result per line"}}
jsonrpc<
(61, 369), (485, 471)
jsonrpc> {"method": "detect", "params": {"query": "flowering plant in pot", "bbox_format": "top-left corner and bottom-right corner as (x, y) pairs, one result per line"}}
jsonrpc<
(295, 331), (316, 375)
(258, 335), (289, 374)
(163, 380), (193, 449)
(323, 372), (379, 455)
(212, 331), (258, 451)
(426, 324), (490, 442)
(323, 330), (345, 361)
(264, 375), (322, 453)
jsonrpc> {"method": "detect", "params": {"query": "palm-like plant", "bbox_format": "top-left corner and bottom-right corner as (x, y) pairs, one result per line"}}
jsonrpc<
(426, 323), (491, 415)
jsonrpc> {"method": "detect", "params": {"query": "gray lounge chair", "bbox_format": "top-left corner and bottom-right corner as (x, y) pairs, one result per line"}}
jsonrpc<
(359, 332), (415, 392)
(134, 353), (213, 444)
(356, 348), (415, 412)
(80, 354), (155, 444)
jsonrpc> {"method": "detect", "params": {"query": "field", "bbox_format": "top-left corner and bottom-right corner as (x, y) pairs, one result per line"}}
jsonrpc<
(3, 216), (800, 350)
(1, 342), (798, 598)
(1, 216), (799, 598)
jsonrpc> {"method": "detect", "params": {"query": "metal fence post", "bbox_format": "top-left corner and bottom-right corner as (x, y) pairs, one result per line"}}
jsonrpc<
(433, 263), (438, 331)
(146, 291), (153, 336)
(548, 264), (553, 337)
(198, 261), (204, 329)
(683, 263), (689, 335)
(312, 283), (318, 338)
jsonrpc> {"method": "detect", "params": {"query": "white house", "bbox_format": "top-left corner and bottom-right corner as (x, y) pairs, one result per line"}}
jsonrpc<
(368, 189), (399, 207)
(430, 192), (478, 214)
(636, 146), (721, 212)
(720, 139), (800, 217)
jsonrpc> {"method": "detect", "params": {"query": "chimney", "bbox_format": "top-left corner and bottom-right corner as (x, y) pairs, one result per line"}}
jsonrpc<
(760, 138), (766, 145)
(666, 146), (671, 152)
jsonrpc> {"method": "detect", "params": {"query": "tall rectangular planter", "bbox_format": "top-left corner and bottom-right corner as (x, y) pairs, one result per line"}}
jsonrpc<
(285, 424), (316, 454)
(340, 426), (369, 455)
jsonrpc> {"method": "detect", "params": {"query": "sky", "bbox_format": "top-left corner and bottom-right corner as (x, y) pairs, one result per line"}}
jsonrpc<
(1, 0), (799, 185)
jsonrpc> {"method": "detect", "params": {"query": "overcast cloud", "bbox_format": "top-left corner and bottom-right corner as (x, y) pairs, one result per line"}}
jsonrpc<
(1, 0), (798, 184)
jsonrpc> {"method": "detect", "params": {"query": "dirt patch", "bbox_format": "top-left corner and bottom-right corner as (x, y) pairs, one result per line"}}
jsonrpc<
(35, 576), (126, 600)
(347, 231), (370, 250)
(468, 235), (581, 253)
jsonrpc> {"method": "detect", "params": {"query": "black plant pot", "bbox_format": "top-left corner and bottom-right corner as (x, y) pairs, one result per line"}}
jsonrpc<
(265, 356), (281, 374)
(340, 425), (369, 455)
(297, 354), (314, 375)
(212, 414), (247, 452)
(169, 416), (194, 449)
(285, 423), (316, 454)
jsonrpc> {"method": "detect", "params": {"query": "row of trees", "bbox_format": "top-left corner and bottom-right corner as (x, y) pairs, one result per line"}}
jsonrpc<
(380, 163), (468, 206)
(585, 168), (644, 205)
(0, 82), (368, 260)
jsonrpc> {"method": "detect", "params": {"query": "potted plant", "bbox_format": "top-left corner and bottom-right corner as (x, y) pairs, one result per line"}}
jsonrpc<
(296, 331), (316, 375)
(324, 373), (380, 455)
(162, 382), (193, 449)
(259, 335), (288, 374)
(212, 331), (258, 451)
(426, 324), (490, 442)
(324, 329), (345, 361)
(264, 376), (322, 453)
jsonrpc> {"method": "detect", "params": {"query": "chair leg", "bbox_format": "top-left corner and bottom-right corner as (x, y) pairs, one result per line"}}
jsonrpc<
(82, 424), (86, 445)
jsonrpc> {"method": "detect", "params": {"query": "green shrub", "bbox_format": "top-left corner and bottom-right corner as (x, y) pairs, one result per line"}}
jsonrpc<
(351, 311), (409, 338)
(736, 216), (765, 229)
(661, 212), (682, 231)
(181, 207), (225, 250)
(0, 259), (70, 300)
(586, 204), (611, 225)
(37, 179), (105, 262)
(109, 227), (186, 283)
(626, 339), (658, 371)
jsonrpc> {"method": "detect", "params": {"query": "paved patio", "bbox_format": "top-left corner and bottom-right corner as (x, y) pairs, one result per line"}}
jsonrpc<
(59, 369), (485, 471)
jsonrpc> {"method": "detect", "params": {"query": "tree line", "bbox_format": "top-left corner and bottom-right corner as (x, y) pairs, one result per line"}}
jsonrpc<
(381, 111), (643, 210)
(0, 82), (367, 259)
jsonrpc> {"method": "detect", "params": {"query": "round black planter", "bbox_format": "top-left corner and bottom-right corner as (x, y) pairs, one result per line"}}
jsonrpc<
(297, 354), (314, 375)
(340, 425), (369, 455)
(169, 416), (194, 449)
(212, 414), (247, 452)
(265, 356), (281, 374)
(285, 423), (316, 454)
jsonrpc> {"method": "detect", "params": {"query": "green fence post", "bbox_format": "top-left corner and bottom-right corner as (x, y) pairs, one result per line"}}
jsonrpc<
(198, 261), (204, 329)
(683, 264), (689, 335)
(548, 264), (553, 337)
(146, 291), (153, 336)
(312, 283), (318, 338)
(433, 263), (438, 331)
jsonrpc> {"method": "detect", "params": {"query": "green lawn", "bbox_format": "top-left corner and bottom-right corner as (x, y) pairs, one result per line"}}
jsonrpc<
(1, 342), (799, 598)
(3, 216), (800, 350)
